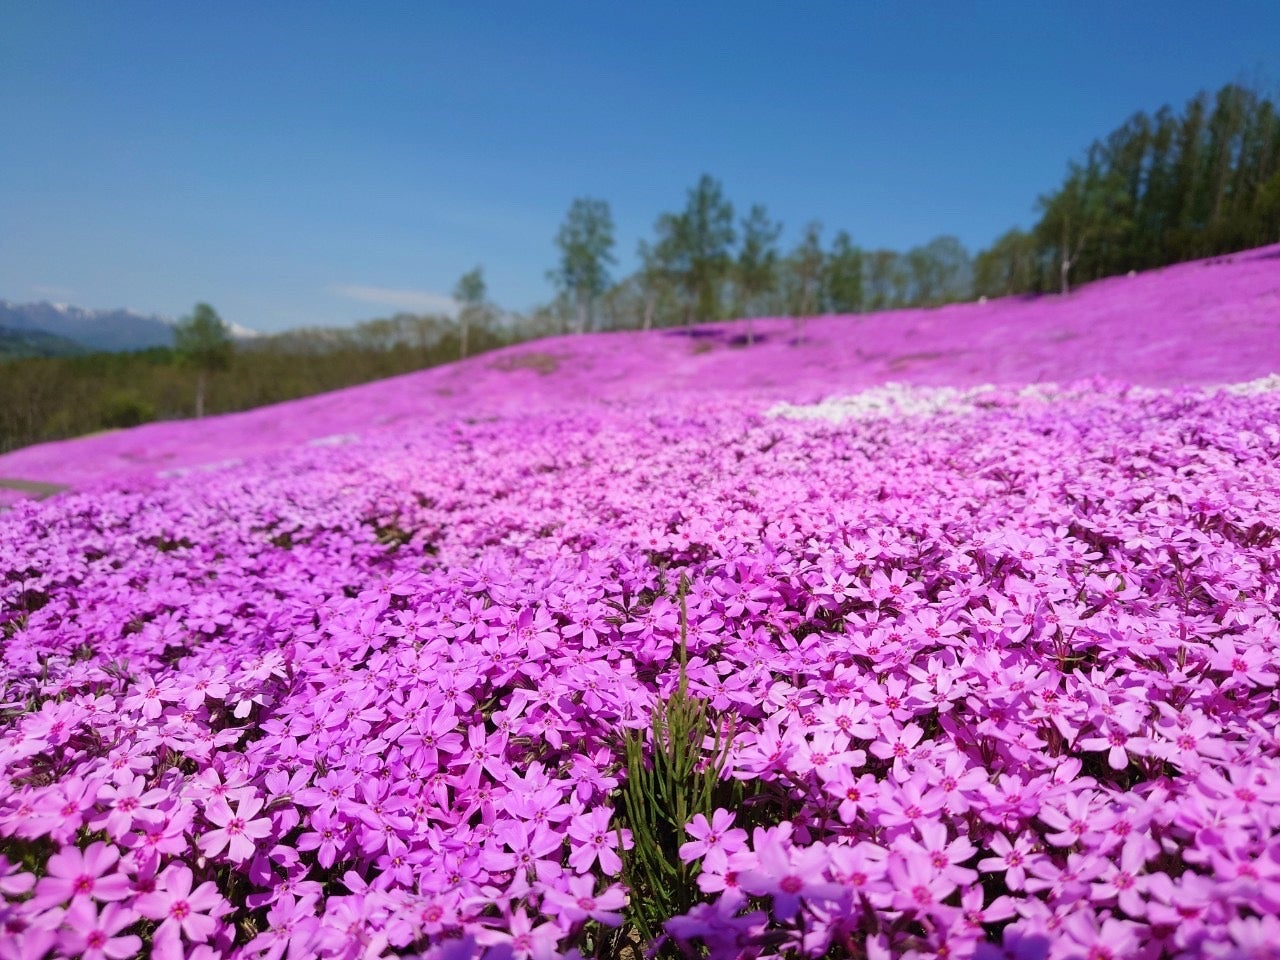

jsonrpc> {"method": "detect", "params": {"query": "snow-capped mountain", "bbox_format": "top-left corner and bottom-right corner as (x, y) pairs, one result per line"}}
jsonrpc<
(0, 300), (259, 352)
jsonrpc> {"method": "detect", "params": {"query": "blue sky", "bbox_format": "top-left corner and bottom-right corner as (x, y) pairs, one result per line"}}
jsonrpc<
(2, 1), (1277, 333)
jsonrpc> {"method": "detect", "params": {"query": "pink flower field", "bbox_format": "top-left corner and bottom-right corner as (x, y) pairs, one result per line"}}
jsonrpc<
(1, 247), (1279, 960)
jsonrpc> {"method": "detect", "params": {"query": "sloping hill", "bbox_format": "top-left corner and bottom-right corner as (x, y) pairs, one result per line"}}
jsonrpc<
(0, 324), (86, 358)
(1, 243), (1277, 492)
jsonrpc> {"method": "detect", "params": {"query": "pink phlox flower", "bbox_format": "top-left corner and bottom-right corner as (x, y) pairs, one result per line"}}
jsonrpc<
(540, 873), (627, 928)
(866, 567), (919, 607)
(979, 772), (1051, 825)
(122, 808), (194, 870)
(200, 794), (272, 862)
(924, 748), (989, 815)
(794, 728), (865, 781)
(121, 673), (176, 719)
(0, 854), (35, 896)
(293, 808), (348, 875)
(862, 674), (917, 722)
(192, 766), (257, 806)
(812, 696), (876, 739)
(485, 820), (566, 884)
(135, 864), (229, 957)
(1208, 841), (1280, 913)
(243, 892), (322, 960)
(1208, 635), (1278, 687)
(502, 782), (576, 831)
(474, 906), (563, 960)
(893, 819), (979, 886)
(868, 718), (925, 777)
(30, 775), (101, 843)
(295, 767), (359, 815)
(1078, 722), (1142, 771)
(679, 809), (748, 873)
(976, 832), (1038, 891)
(824, 766), (881, 825)
(1220, 914), (1280, 959)
(92, 773), (167, 838)
(955, 884), (1017, 932)
(1150, 706), (1228, 767)
(1039, 789), (1100, 847)
(1193, 763), (1280, 816)
(56, 900), (141, 960)
(885, 846), (959, 922)
(1058, 908), (1143, 960)
(1023, 850), (1106, 905)
(1085, 572), (1141, 607)
(876, 775), (948, 831)
(826, 840), (890, 902)
(736, 715), (795, 776)
(30, 841), (132, 911)
(180, 665), (231, 708)
(1091, 837), (1154, 918)
(566, 807), (627, 876)
(738, 827), (843, 921)
(449, 596), (499, 641)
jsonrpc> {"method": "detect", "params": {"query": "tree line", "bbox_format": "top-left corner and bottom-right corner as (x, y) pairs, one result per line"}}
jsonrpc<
(541, 81), (1279, 330)
(0, 306), (519, 455)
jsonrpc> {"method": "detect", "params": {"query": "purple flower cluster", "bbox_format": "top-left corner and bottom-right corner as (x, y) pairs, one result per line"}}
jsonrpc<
(2, 380), (1279, 959)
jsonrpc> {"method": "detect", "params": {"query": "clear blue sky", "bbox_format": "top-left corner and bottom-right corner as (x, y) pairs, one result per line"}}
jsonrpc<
(2, 1), (1277, 332)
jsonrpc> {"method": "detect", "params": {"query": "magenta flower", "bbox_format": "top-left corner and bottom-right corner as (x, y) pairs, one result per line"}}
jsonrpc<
(738, 828), (843, 921)
(30, 842), (132, 911)
(540, 874), (627, 927)
(475, 907), (563, 960)
(199, 795), (272, 862)
(976, 832), (1038, 891)
(566, 807), (626, 876)
(886, 848), (958, 921)
(679, 809), (748, 873)
(56, 901), (141, 960)
(135, 864), (229, 955)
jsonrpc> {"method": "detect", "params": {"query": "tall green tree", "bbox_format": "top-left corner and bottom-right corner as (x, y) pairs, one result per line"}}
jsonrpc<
(973, 228), (1036, 298)
(784, 222), (825, 340)
(551, 198), (616, 335)
(824, 230), (864, 314)
(659, 175), (736, 324)
(905, 235), (973, 305)
(864, 249), (906, 310)
(174, 302), (233, 418)
(453, 266), (486, 359)
(734, 204), (782, 344)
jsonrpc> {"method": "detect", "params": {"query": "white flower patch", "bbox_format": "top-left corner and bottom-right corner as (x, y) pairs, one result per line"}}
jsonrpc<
(766, 383), (999, 423)
(767, 374), (1280, 423)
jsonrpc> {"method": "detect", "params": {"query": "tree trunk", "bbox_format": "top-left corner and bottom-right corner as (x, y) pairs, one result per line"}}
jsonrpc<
(459, 319), (469, 360)
(643, 295), (655, 331)
(575, 297), (588, 335)
(195, 370), (207, 419)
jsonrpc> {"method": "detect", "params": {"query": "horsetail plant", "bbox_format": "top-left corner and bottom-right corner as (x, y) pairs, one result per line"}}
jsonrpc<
(615, 573), (739, 955)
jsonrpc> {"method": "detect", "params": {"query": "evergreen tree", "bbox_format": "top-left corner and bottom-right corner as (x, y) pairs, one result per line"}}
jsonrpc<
(662, 175), (736, 324)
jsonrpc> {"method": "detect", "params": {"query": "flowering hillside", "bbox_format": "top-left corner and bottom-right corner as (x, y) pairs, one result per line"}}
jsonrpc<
(2, 249), (1280, 959)
(0, 244), (1277, 494)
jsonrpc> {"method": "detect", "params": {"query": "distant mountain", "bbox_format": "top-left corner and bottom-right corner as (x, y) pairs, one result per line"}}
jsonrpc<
(0, 300), (261, 353)
(0, 325), (87, 358)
